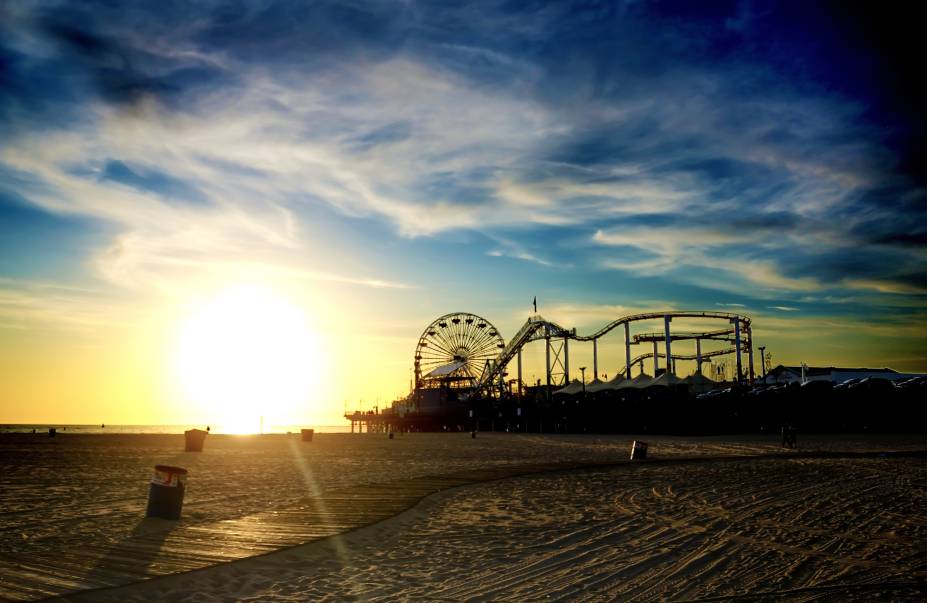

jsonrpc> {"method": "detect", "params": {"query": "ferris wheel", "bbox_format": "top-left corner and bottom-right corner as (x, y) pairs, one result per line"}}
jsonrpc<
(414, 312), (505, 387)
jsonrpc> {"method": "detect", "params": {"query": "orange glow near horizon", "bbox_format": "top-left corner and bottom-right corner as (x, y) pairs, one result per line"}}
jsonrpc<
(172, 284), (322, 433)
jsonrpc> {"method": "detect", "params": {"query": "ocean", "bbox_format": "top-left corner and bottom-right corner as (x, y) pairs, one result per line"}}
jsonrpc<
(0, 423), (353, 434)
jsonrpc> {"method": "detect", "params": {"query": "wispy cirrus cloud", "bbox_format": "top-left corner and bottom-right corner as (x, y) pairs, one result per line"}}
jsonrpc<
(0, 278), (136, 331)
(1, 1), (925, 335)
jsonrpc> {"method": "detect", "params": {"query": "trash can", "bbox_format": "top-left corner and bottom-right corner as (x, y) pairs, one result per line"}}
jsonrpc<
(145, 465), (188, 519)
(630, 440), (648, 460)
(301, 428), (314, 442)
(184, 428), (208, 452)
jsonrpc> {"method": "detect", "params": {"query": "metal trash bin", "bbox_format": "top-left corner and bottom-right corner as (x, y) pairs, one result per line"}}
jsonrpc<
(184, 428), (208, 452)
(630, 440), (648, 460)
(301, 428), (314, 442)
(145, 465), (188, 519)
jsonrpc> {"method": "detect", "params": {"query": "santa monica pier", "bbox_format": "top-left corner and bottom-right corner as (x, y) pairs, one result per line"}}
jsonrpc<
(346, 311), (926, 435)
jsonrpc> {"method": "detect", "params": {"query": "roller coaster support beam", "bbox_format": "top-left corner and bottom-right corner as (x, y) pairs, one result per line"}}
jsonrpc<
(747, 324), (755, 385)
(564, 337), (570, 383)
(664, 315), (673, 375)
(696, 339), (702, 374)
(732, 318), (743, 383)
(624, 322), (631, 378)
(545, 328), (552, 401)
(593, 339), (598, 382)
(517, 348), (523, 397)
(652, 340), (659, 375)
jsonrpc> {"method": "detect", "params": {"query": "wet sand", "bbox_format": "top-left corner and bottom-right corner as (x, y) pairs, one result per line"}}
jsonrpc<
(2, 433), (925, 601)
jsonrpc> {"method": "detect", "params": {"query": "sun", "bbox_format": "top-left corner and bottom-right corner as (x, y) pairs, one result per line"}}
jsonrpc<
(174, 284), (318, 433)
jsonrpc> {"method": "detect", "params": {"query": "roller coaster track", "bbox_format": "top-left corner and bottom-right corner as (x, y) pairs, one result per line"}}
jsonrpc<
(574, 310), (750, 341)
(631, 328), (735, 344)
(476, 311), (751, 393)
(478, 317), (563, 389)
(628, 347), (735, 369)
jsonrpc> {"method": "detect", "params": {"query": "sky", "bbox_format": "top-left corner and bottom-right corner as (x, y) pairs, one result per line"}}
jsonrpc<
(1, 1), (925, 428)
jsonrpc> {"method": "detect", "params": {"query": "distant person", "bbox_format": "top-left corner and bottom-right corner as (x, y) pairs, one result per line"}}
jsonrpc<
(781, 423), (797, 449)
(206, 425), (210, 432)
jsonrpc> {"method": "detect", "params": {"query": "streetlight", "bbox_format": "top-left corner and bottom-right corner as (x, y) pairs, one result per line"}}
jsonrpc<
(758, 346), (767, 382)
(579, 366), (587, 395)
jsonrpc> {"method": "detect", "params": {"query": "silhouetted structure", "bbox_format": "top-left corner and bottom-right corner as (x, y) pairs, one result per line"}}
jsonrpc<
(348, 312), (927, 434)
(763, 365), (912, 385)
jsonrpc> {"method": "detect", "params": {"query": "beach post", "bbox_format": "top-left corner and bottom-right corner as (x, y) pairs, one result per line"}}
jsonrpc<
(184, 428), (208, 452)
(301, 428), (314, 442)
(630, 440), (648, 460)
(145, 465), (188, 520)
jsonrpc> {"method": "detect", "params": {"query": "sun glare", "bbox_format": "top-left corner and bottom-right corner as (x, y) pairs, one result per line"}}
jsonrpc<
(174, 284), (318, 433)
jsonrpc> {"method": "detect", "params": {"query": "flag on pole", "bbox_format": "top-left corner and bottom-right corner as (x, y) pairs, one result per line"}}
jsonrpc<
(533, 296), (537, 313)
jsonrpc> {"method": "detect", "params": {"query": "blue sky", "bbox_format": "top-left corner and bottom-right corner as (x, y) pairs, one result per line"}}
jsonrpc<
(1, 0), (926, 406)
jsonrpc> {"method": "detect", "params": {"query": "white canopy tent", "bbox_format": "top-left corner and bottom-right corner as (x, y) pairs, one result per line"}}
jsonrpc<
(553, 379), (585, 397)
(423, 360), (468, 379)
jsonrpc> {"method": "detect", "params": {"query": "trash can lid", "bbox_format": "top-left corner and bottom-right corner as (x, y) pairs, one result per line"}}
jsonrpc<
(154, 465), (188, 475)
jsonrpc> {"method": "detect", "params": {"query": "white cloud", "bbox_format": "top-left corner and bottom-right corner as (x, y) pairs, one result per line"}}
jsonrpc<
(2, 29), (920, 311)
(594, 225), (823, 294)
(843, 278), (927, 296)
(0, 278), (138, 331)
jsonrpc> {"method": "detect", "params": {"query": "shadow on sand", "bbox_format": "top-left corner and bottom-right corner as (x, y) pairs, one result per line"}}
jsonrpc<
(58, 451), (207, 599)
(81, 516), (179, 589)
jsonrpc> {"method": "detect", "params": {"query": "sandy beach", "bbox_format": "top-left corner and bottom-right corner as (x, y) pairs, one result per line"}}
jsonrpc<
(2, 433), (926, 601)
